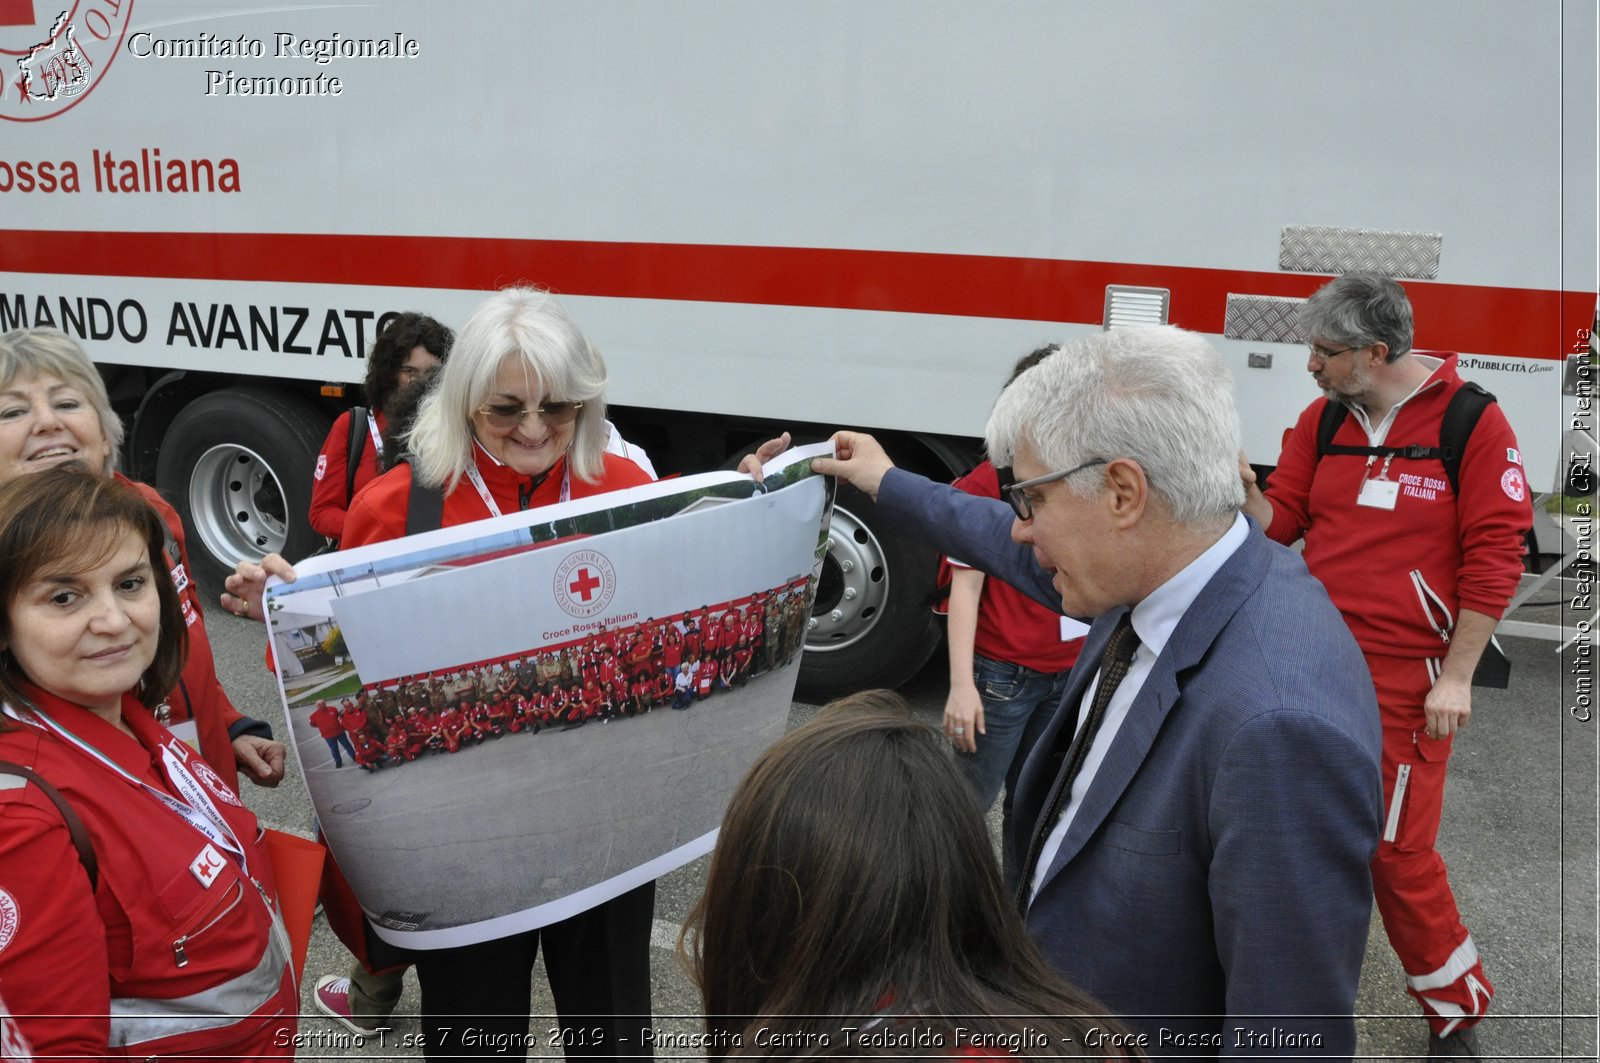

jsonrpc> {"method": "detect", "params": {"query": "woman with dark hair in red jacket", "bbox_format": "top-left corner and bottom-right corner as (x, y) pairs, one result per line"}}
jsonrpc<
(0, 467), (296, 1056)
(307, 312), (453, 541)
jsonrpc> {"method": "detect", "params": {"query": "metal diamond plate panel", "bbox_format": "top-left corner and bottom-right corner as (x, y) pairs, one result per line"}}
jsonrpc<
(1279, 226), (1442, 279)
(1224, 294), (1305, 343)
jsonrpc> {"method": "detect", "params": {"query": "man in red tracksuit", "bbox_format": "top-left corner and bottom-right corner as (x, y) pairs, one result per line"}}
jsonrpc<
(352, 730), (386, 770)
(310, 699), (356, 768)
(385, 718), (412, 763)
(436, 705), (466, 753)
(338, 701), (371, 744)
(1243, 274), (1531, 1060)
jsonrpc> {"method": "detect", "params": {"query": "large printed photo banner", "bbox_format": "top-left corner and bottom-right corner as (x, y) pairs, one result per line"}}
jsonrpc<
(265, 443), (835, 949)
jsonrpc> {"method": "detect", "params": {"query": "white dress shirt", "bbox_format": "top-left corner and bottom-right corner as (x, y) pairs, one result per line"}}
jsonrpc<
(1028, 513), (1249, 904)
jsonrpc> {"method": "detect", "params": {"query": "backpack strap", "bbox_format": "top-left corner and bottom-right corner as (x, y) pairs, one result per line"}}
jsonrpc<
(1435, 381), (1495, 496)
(404, 458), (446, 535)
(345, 406), (369, 504)
(0, 760), (97, 892)
(1315, 397), (1349, 461)
(1313, 381), (1497, 495)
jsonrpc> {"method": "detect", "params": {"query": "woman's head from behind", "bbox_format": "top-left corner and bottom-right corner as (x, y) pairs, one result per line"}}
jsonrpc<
(0, 329), (121, 482)
(405, 288), (610, 490)
(0, 466), (184, 718)
(686, 690), (1046, 1031)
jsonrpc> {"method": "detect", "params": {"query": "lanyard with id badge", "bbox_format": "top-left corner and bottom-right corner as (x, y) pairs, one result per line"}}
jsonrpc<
(1357, 454), (1399, 510)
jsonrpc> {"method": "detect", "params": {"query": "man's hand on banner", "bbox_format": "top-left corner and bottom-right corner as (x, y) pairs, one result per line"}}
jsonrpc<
(811, 431), (895, 501)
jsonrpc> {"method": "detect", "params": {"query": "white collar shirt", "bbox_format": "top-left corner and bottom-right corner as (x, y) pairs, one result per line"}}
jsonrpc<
(1027, 513), (1249, 905)
(1346, 354), (1443, 446)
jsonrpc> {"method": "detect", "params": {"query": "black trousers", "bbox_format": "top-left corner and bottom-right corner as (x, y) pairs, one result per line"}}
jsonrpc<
(417, 881), (655, 1060)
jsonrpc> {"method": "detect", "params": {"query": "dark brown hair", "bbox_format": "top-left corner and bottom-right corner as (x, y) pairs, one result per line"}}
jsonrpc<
(364, 312), (453, 417)
(682, 690), (1134, 1059)
(379, 364), (442, 472)
(0, 465), (187, 717)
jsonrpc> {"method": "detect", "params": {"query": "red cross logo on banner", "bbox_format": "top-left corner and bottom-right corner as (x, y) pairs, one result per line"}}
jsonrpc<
(554, 549), (616, 619)
(568, 567), (602, 602)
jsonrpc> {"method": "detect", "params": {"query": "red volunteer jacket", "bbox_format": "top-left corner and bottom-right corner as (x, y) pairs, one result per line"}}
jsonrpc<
(343, 445), (651, 547)
(1262, 354), (1532, 657)
(0, 686), (295, 1057)
(122, 475), (267, 794)
(308, 408), (387, 540)
(308, 702), (344, 738)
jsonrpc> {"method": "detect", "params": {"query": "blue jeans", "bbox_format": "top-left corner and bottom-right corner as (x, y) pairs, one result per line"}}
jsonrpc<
(957, 653), (1072, 877)
(324, 732), (356, 767)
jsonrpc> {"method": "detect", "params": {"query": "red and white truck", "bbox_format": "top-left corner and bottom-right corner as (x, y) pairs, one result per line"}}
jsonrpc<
(3, 0), (1594, 693)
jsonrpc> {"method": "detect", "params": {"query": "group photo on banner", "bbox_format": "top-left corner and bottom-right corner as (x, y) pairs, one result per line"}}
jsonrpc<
(265, 443), (836, 949)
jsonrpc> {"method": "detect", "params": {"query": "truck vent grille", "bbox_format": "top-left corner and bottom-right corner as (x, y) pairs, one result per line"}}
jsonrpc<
(1279, 225), (1442, 279)
(1224, 294), (1305, 343)
(1103, 286), (1170, 330)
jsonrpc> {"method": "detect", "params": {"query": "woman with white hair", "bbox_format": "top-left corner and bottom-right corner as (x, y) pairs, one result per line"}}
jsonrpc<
(341, 287), (652, 541)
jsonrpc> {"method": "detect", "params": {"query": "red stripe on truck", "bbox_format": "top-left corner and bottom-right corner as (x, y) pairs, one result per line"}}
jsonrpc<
(0, 229), (1586, 360)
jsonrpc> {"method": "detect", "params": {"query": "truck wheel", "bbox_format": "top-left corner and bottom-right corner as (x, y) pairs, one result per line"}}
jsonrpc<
(797, 482), (942, 700)
(155, 388), (328, 587)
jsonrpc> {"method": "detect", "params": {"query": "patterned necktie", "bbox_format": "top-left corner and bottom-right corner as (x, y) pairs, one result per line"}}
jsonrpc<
(1017, 611), (1141, 905)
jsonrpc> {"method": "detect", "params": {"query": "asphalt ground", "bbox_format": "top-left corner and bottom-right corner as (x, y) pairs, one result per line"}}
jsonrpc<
(200, 578), (1598, 1062)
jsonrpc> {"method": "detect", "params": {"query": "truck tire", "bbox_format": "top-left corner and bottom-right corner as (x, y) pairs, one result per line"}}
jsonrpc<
(155, 388), (329, 587)
(796, 481), (943, 700)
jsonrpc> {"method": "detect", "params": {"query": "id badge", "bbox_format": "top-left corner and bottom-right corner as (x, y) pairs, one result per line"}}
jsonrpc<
(165, 718), (201, 750)
(1357, 478), (1400, 510)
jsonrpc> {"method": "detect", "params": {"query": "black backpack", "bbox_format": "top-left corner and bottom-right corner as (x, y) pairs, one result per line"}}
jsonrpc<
(342, 406), (369, 504)
(1312, 381), (1511, 688)
(1314, 381), (1495, 497)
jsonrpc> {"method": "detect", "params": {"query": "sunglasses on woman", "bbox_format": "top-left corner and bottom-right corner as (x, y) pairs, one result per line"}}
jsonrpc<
(476, 400), (585, 428)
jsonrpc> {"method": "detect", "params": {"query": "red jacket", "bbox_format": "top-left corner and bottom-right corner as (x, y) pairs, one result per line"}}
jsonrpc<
(1262, 354), (1532, 657)
(121, 475), (267, 794)
(0, 687), (295, 1057)
(343, 446), (651, 547)
(309, 702), (344, 738)
(308, 408), (387, 540)
(352, 733), (384, 766)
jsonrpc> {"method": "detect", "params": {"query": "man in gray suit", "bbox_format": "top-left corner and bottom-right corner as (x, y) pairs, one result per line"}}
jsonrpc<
(814, 325), (1383, 1059)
